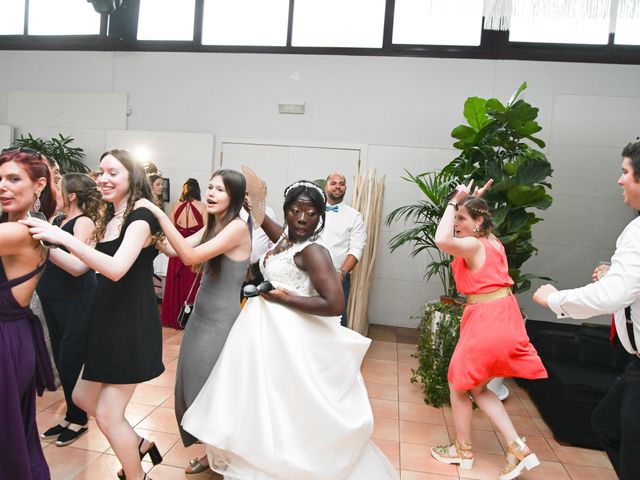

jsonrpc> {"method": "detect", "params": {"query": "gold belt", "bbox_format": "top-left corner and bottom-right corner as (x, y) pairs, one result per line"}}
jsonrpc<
(465, 286), (512, 305)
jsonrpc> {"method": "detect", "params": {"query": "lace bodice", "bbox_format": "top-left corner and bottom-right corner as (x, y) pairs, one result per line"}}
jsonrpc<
(260, 238), (327, 296)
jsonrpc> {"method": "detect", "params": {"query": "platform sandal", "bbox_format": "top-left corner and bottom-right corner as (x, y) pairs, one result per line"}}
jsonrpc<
(116, 438), (163, 479)
(499, 437), (540, 480)
(430, 440), (474, 470)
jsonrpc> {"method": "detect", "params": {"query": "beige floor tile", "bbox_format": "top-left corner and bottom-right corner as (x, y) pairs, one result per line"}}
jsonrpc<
(131, 383), (175, 407)
(399, 383), (427, 405)
(124, 402), (157, 428)
(368, 324), (398, 342)
(547, 438), (613, 469)
(401, 471), (459, 479)
(36, 389), (66, 412)
(145, 368), (177, 388)
(43, 444), (102, 479)
(135, 406), (181, 435)
(400, 402), (447, 425)
(373, 416), (401, 441)
(564, 463), (618, 480)
(400, 421), (450, 446)
(367, 381), (400, 402)
(41, 324), (614, 480)
(371, 397), (400, 420)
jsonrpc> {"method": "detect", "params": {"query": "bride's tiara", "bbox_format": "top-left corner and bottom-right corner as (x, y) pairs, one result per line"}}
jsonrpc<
(284, 181), (326, 201)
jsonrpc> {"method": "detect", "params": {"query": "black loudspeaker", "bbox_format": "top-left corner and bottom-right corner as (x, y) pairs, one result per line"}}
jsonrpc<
(87, 0), (122, 15)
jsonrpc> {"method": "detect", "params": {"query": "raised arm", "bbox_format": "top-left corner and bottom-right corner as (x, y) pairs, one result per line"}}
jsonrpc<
(434, 181), (482, 260)
(22, 213), (153, 281)
(137, 198), (247, 265)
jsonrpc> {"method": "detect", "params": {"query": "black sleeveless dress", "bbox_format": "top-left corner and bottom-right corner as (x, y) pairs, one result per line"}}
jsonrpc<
(82, 208), (165, 384)
(0, 257), (55, 479)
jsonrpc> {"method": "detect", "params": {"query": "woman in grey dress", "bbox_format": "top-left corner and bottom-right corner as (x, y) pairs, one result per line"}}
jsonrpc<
(139, 169), (251, 476)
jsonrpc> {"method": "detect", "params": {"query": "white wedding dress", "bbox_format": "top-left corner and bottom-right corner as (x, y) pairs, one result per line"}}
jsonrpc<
(182, 239), (398, 480)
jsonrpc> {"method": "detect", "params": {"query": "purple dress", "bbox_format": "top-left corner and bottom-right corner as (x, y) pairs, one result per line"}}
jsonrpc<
(0, 258), (55, 479)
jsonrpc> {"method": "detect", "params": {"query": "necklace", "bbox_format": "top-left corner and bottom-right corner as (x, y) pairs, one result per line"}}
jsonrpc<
(113, 206), (126, 218)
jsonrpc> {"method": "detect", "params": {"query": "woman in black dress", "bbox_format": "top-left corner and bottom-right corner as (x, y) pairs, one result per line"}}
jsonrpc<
(37, 173), (102, 446)
(23, 149), (165, 480)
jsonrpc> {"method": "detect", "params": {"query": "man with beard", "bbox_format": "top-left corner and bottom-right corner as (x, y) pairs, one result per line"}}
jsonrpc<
(320, 172), (367, 327)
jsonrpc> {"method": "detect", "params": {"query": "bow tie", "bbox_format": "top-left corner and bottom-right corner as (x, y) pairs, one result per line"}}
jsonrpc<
(326, 205), (339, 212)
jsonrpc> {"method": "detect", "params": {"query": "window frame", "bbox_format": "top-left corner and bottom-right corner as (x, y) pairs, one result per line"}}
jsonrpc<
(0, 0), (638, 65)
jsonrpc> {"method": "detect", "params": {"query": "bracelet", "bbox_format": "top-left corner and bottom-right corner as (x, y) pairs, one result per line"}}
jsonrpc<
(337, 268), (346, 277)
(447, 202), (458, 210)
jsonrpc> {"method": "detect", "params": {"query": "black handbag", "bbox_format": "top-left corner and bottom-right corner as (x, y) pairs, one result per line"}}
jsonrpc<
(177, 273), (200, 328)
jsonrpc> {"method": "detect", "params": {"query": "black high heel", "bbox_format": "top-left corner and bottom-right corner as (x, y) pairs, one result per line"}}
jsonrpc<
(116, 438), (163, 479)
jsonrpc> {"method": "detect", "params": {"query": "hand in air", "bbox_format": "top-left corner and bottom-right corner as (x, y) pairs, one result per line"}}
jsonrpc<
(473, 179), (494, 198)
(19, 217), (68, 246)
(532, 284), (558, 308)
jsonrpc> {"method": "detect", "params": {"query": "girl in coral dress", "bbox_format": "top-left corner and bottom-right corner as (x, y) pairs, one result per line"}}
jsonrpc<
(430, 180), (547, 480)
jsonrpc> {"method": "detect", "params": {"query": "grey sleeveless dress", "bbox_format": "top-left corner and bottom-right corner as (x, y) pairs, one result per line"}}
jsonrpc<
(174, 254), (248, 446)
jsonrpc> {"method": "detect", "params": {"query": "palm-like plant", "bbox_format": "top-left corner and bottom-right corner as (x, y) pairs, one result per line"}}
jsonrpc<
(16, 133), (90, 174)
(386, 168), (458, 299)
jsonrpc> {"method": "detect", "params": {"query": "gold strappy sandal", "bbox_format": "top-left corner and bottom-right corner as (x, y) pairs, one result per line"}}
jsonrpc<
(430, 440), (474, 470)
(499, 437), (540, 480)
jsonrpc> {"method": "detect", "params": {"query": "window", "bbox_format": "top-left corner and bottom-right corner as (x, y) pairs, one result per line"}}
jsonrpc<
(0, 1), (25, 35)
(508, 0), (610, 45)
(615, 0), (640, 45)
(393, 0), (483, 46)
(292, 0), (385, 48)
(202, 0), (289, 46)
(137, 0), (196, 41)
(28, 0), (100, 36)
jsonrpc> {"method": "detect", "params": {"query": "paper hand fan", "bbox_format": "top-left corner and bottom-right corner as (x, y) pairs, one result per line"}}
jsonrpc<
(241, 165), (267, 229)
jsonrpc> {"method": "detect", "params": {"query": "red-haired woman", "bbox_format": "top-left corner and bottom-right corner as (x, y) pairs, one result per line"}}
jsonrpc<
(0, 147), (57, 479)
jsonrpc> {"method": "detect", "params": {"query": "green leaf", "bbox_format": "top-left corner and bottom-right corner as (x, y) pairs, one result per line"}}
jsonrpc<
(507, 81), (528, 106)
(463, 97), (491, 132)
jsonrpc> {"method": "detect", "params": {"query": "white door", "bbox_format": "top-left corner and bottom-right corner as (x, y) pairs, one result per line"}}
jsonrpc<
(219, 140), (363, 223)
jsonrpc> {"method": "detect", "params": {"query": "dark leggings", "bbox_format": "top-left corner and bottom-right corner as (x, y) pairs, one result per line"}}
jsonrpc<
(591, 357), (640, 479)
(40, 287), (94, 425)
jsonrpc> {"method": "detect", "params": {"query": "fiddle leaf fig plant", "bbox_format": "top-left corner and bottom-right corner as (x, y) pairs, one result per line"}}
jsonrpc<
(443, 81), (553, 293)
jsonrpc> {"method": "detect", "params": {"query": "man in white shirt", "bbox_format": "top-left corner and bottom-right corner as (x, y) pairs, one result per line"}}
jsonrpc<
(320, 172), (367, 327)
(533, 141), (640, 480)
(240, 205), (276, 285)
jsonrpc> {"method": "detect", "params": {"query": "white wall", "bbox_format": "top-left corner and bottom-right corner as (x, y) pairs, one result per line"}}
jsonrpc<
(1, 50), (639, 327)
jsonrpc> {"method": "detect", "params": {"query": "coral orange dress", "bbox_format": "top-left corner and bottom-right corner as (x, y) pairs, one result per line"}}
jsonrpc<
(448, 237), (547, 390)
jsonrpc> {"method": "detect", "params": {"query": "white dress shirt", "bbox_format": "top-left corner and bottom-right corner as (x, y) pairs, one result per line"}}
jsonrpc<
(548, 216), (640, 354)
(240, 206), (276, 265)
(320, 202), (367, 270)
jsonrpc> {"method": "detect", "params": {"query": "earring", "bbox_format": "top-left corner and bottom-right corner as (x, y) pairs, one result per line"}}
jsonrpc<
(473, 225), (480, 235)
(33, 191), (41, 211)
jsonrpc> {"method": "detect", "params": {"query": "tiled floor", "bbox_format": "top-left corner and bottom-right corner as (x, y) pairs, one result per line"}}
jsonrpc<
(38, 324), (616, 479)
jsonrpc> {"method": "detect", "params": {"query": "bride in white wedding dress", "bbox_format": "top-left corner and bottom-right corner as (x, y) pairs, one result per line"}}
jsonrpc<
(182, 180), (398, 480)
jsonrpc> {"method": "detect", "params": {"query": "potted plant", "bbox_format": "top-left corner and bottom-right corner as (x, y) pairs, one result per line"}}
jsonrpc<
(16, 133), (90, 174)
(444, 81), (553, 292)
(387, 82), (553, 407)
